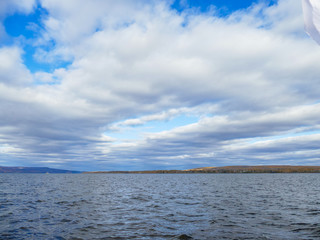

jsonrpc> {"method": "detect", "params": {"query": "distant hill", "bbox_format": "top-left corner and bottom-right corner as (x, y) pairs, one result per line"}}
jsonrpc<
(84, 165), (320, 174)
(0, 166), (80, 173)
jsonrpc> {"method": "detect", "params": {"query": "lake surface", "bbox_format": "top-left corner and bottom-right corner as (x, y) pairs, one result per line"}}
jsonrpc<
(0, 173), (320, 239)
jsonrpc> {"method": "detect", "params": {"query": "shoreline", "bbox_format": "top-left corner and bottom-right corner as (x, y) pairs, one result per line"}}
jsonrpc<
(83, 165), (320, 174)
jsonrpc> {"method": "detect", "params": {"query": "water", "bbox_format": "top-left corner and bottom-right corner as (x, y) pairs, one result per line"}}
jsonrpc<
(0, 173), (320, 240)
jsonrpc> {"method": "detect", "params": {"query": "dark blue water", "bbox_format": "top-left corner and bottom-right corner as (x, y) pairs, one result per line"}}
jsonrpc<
(0, 173), (320, 239)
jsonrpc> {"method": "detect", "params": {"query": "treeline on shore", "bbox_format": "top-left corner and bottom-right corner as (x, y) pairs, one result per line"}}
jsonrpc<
(84, 165), (320, 174)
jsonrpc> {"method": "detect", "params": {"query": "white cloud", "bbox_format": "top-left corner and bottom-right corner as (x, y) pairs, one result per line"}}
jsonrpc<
(0, 0), (36, 17)
(0, 47), (32, 85)
(110, 107), (199, 129)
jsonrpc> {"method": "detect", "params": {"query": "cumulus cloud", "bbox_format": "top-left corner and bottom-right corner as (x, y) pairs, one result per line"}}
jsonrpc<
(0, 0), (320, 170)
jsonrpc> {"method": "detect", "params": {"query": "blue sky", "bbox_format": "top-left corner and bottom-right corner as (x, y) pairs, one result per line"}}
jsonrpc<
(171, 0), (276, 12)
(1, 0), (320, 171)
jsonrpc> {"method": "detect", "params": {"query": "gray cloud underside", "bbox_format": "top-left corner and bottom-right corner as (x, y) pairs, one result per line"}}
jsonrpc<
(1, 0), (320, 170)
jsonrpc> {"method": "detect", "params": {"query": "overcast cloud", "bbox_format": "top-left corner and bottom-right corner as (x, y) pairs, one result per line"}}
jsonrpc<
(1, 0), (320, 171)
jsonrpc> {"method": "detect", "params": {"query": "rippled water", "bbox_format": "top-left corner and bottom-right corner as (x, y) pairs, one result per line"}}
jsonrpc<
(1, 173), (320, 239)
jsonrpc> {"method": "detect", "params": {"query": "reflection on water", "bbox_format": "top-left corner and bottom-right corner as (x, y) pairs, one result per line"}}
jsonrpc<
(1, 173), (320, 239)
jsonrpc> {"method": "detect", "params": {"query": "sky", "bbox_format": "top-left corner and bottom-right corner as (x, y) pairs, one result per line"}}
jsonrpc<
(0, 0), (320, 171)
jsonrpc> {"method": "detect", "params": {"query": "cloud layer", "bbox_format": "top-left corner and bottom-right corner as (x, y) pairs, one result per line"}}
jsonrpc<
(1, 0), (320, 170)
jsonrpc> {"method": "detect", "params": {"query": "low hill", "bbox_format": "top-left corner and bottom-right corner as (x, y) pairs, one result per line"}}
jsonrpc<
(0, 166), (80, 173)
